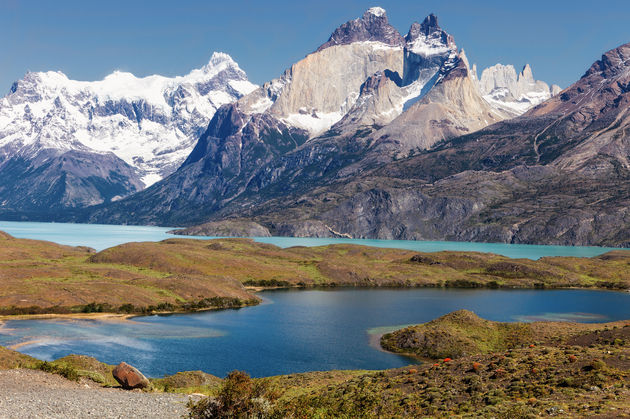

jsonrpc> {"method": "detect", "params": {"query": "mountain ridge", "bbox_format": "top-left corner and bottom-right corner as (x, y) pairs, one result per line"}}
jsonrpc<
(166, 41), (630, 247)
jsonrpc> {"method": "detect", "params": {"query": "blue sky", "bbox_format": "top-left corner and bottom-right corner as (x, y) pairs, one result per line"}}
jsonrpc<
(1, 0), (629, 92)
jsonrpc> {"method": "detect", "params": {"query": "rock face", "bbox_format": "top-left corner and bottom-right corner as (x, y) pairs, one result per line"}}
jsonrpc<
(368, 49), (505, 156)
(112, 362), (151, 390)
(171, 220), (271, 237)
(477, 63), (561, 116)
(0, 53), (255, 212)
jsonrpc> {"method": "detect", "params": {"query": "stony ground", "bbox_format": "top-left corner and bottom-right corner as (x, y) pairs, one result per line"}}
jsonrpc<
(0, 369), (193, 418)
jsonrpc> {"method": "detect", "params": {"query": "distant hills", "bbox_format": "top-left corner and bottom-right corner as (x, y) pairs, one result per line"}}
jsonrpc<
(3, 8), (628, 247)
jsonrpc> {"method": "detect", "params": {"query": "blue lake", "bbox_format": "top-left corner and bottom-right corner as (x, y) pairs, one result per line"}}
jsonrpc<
(1, 289), (629, 378)
(0, 220), (623, 259)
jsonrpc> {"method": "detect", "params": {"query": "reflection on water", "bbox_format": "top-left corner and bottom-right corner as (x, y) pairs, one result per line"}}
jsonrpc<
(513, 312), (610, 322)
(1, 289), (629, 378)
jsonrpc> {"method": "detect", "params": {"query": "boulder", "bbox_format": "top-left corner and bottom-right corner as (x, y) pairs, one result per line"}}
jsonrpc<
(112, 362), (150, 389)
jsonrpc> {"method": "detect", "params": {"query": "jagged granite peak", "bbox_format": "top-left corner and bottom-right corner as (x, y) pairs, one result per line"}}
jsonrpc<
(404, 14), (456, 57)
(236, 8), (408, 137)
(478, 62), (560, 117)
(334, 13), (463, 130)
(366, 48), (506, 156)
(316, 7), (405, 52)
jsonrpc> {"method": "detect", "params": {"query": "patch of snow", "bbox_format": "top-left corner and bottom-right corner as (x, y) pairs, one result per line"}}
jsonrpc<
(247, 95), (274, 114)
(283, 111), (344, 136)
(353, 41), (402, 51)
(401, 70), (441, 112)
(366, 7), (386, 17)
(140, 173), (163, 188)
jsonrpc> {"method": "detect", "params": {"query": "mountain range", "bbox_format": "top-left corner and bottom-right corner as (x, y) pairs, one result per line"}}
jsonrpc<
(3, 7), (627, 247)
(0, 52), (255, 210)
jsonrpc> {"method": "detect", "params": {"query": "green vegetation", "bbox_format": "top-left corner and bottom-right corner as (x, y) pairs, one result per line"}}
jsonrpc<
(187, 371), (275, 418)
(381, 310), (535, 359)
(0, 345), (40, 369)
(152, 371), (222, 394)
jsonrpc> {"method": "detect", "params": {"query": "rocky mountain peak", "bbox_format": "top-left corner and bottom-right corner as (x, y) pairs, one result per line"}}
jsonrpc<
(0, 52), (256, 199)
(404, 14), (456, 57)
(584, 42), (630, 79)
(203, 51), (238, 71)
(519, 63), (534, 82)
(316, 7), (404, 52)
(419, 13), (439, 33)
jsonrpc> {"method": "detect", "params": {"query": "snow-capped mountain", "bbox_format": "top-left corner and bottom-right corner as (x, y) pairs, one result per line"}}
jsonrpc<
(476, 63), (561, 117)
(82, 8), (557, 227)
(2, 7), (562, 220)
(0, 52), (256, 187)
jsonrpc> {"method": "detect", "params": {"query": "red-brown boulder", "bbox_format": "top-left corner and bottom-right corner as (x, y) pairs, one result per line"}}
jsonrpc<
(112, 362), (150, 389)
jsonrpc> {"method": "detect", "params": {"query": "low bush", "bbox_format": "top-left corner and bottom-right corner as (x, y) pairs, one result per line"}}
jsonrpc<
(188, 370), (274, 418)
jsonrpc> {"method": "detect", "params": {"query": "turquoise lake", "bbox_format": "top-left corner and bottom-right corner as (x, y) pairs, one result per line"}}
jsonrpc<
(0, 220), (622, 259)
(1, 289), (629, 378)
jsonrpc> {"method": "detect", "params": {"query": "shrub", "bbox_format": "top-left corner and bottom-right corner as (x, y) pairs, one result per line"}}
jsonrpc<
(118, 303), (136, 313)
(80, 302), (113, 313)
(188, 371), (274, 418)
(37, 361), (80, 381)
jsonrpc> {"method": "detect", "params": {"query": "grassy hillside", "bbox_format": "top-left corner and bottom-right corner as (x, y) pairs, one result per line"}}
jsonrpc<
(1, 230), (630, 315)
(0, 232), (257, 315)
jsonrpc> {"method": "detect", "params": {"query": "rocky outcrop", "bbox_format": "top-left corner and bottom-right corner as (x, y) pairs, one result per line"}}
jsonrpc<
(171, 220), (271, 237)
(112, 362), (151, 390)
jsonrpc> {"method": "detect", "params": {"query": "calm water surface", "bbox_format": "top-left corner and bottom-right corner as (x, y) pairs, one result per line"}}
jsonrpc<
(0, 220), (622, 259)
(1, 289), (628, 378)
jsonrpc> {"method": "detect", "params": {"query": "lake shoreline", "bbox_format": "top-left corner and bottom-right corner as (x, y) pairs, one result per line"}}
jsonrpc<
(2, 310), (630, 417)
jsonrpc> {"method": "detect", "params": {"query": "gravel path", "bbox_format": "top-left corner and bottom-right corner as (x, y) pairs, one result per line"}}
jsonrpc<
(0, 369), (193, 418)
